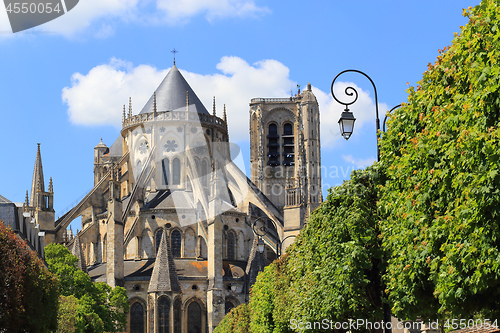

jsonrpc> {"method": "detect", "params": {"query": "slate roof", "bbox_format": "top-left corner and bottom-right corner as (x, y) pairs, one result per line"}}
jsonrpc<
(139, 65), (209, 115)
(0, 194), (12, 203)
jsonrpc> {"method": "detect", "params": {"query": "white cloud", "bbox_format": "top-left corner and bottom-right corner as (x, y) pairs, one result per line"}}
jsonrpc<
(342, 155), (376, 169)
(62, 56), (384, 147)
(0, 0), (268, 38)
(62, 58), (167, 126)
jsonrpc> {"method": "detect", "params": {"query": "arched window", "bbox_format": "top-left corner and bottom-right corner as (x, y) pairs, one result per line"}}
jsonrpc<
(187, 301), (202, 333)
(225, 300), (235, 314)
(162, 158), (170, 185)
(282, 123), (294, 166)
(130, 302), (144, 333)
(155, 228), (163, 255)
(172, 158), (181, 185)
(171, 230), (182, 258)
(267, 123), (280, 166)
(174, 298), (182, 333)
(103, 235), (107, 262)
(226, 231), (236, 260)
(158, 296), (170, 333)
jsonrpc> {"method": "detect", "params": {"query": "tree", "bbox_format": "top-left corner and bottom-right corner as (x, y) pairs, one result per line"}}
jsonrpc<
(0, 221), (59, 332)
(285, 166), (385, 332)
(214, 303), (251, 333)
(379, 0), (500, 320)
(45, 243), (129, 332)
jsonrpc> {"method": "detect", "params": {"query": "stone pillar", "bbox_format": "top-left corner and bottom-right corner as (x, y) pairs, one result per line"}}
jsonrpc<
(207, 197), (224, 333)
(106, 173), (124, 288)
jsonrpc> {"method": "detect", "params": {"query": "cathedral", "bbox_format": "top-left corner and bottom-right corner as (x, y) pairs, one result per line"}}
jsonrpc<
(23, 62), (322, 333)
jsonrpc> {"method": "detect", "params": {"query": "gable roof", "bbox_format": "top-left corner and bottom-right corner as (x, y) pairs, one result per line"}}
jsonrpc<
(139, 65), (209, 115)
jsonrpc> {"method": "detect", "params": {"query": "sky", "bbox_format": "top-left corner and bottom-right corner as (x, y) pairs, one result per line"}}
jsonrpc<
(0, 0), (481, 232)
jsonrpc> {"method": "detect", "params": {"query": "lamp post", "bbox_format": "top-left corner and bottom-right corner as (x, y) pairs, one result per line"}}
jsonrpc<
(251, 217), (294, 257)
(331, 69), (381, 161)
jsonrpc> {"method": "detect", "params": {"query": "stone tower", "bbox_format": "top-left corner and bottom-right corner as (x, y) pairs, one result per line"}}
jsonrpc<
(25, 143), (56, 246)
(249, 83), (322, 242)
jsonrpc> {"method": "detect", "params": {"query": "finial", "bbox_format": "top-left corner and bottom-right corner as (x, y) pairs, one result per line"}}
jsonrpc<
(223, 104), (227, 123)
(122, 105), (126, 122)
(37, 143), (41, 153)
(186, 91), (189, 112)
(153, 91), (157, 113)
(213, 96), (216, 116)
(171, 48), (178, 66)
(25, 190), (29, 206)
(128, 97), (132, 117)
(49, 177), (53, 192)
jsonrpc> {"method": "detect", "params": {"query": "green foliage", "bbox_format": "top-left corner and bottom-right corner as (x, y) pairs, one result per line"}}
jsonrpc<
(215, 303), (251, 333)
(285, 166), (384, 332)
(379, 0), (500, 320)
(45, 243), (129, 332)
(250, 255), (292, 333)
(57, 295), (79, 333)
(0, 221), (59, 333)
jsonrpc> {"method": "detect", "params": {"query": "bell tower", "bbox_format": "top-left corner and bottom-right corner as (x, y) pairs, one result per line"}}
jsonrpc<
(249, 83), (322, 239)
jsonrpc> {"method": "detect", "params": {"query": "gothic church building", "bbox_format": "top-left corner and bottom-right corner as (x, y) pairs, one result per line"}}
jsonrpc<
(24, 62), (322, 333)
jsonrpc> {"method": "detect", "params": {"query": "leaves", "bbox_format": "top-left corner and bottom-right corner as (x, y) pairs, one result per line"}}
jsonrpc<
(0, 221), (59, 332)
(379, 0), (500, 320)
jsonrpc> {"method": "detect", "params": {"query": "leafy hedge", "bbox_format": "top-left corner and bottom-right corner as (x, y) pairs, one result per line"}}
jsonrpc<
(0, 221), (59, 332)
(379, 0), (500, 320)
(215, 0), (500, 331)
(215, 303), (251, 333)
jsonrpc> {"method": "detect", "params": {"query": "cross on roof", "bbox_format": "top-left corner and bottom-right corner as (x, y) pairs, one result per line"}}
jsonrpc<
(171, 48), (178, 65)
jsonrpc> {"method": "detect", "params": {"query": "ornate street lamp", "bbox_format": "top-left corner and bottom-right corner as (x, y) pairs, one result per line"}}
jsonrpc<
(251, 217), (295, 257)
(331, 69), (381, 161)
(338, 110), (356, 140)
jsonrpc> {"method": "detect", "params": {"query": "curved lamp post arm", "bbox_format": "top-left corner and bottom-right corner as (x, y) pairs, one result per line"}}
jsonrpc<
(277, 235), (297, 257)
(382, 104), (402, 132)
(331, 69), (380, 160)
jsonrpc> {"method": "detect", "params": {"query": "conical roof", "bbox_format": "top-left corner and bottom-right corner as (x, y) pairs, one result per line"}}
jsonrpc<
(148, 229), (181, 293)
(140, 65), (209, 115)
(71, 234), (87, 273)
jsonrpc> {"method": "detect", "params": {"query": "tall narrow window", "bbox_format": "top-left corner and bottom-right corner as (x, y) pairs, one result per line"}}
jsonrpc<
(158, 296), (170, 333)
(226, 231), (236, 260)
(130, 302), (144, 333)
(162, 158), (170, 185)
(187, 301), (202, 333)
(155, 228), (163, 255)
(172, 158), (181, 185)
(225, 300), (235, 314)
(282, 123), (294, 166)
(174, 298), (182, 333)
(171, 230), (182, 258)
(267, 123), (280, 166)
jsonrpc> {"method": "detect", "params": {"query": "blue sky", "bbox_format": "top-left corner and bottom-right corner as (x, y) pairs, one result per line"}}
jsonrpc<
(0, 0), (479, 232)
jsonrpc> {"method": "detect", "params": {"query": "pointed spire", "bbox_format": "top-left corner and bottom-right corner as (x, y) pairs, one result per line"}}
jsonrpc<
(49, 177), (53, 193)
(25, 190), (29, 206)
(122, 105), (126, 122)
(223, 104), (227, 123)
(30, 143), (45, 207)
(128, 97), (132, 118)
(153, 91), (157, 113)
(213, 96), (216, 116)
(148, 229), (181, 293)
(71, 234), (87, 273)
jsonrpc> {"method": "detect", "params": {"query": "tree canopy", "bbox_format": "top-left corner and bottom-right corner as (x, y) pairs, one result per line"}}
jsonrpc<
(0, 221), (59, 332)
(379, 0), (500, 320)
(45, 243), (129, 332)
